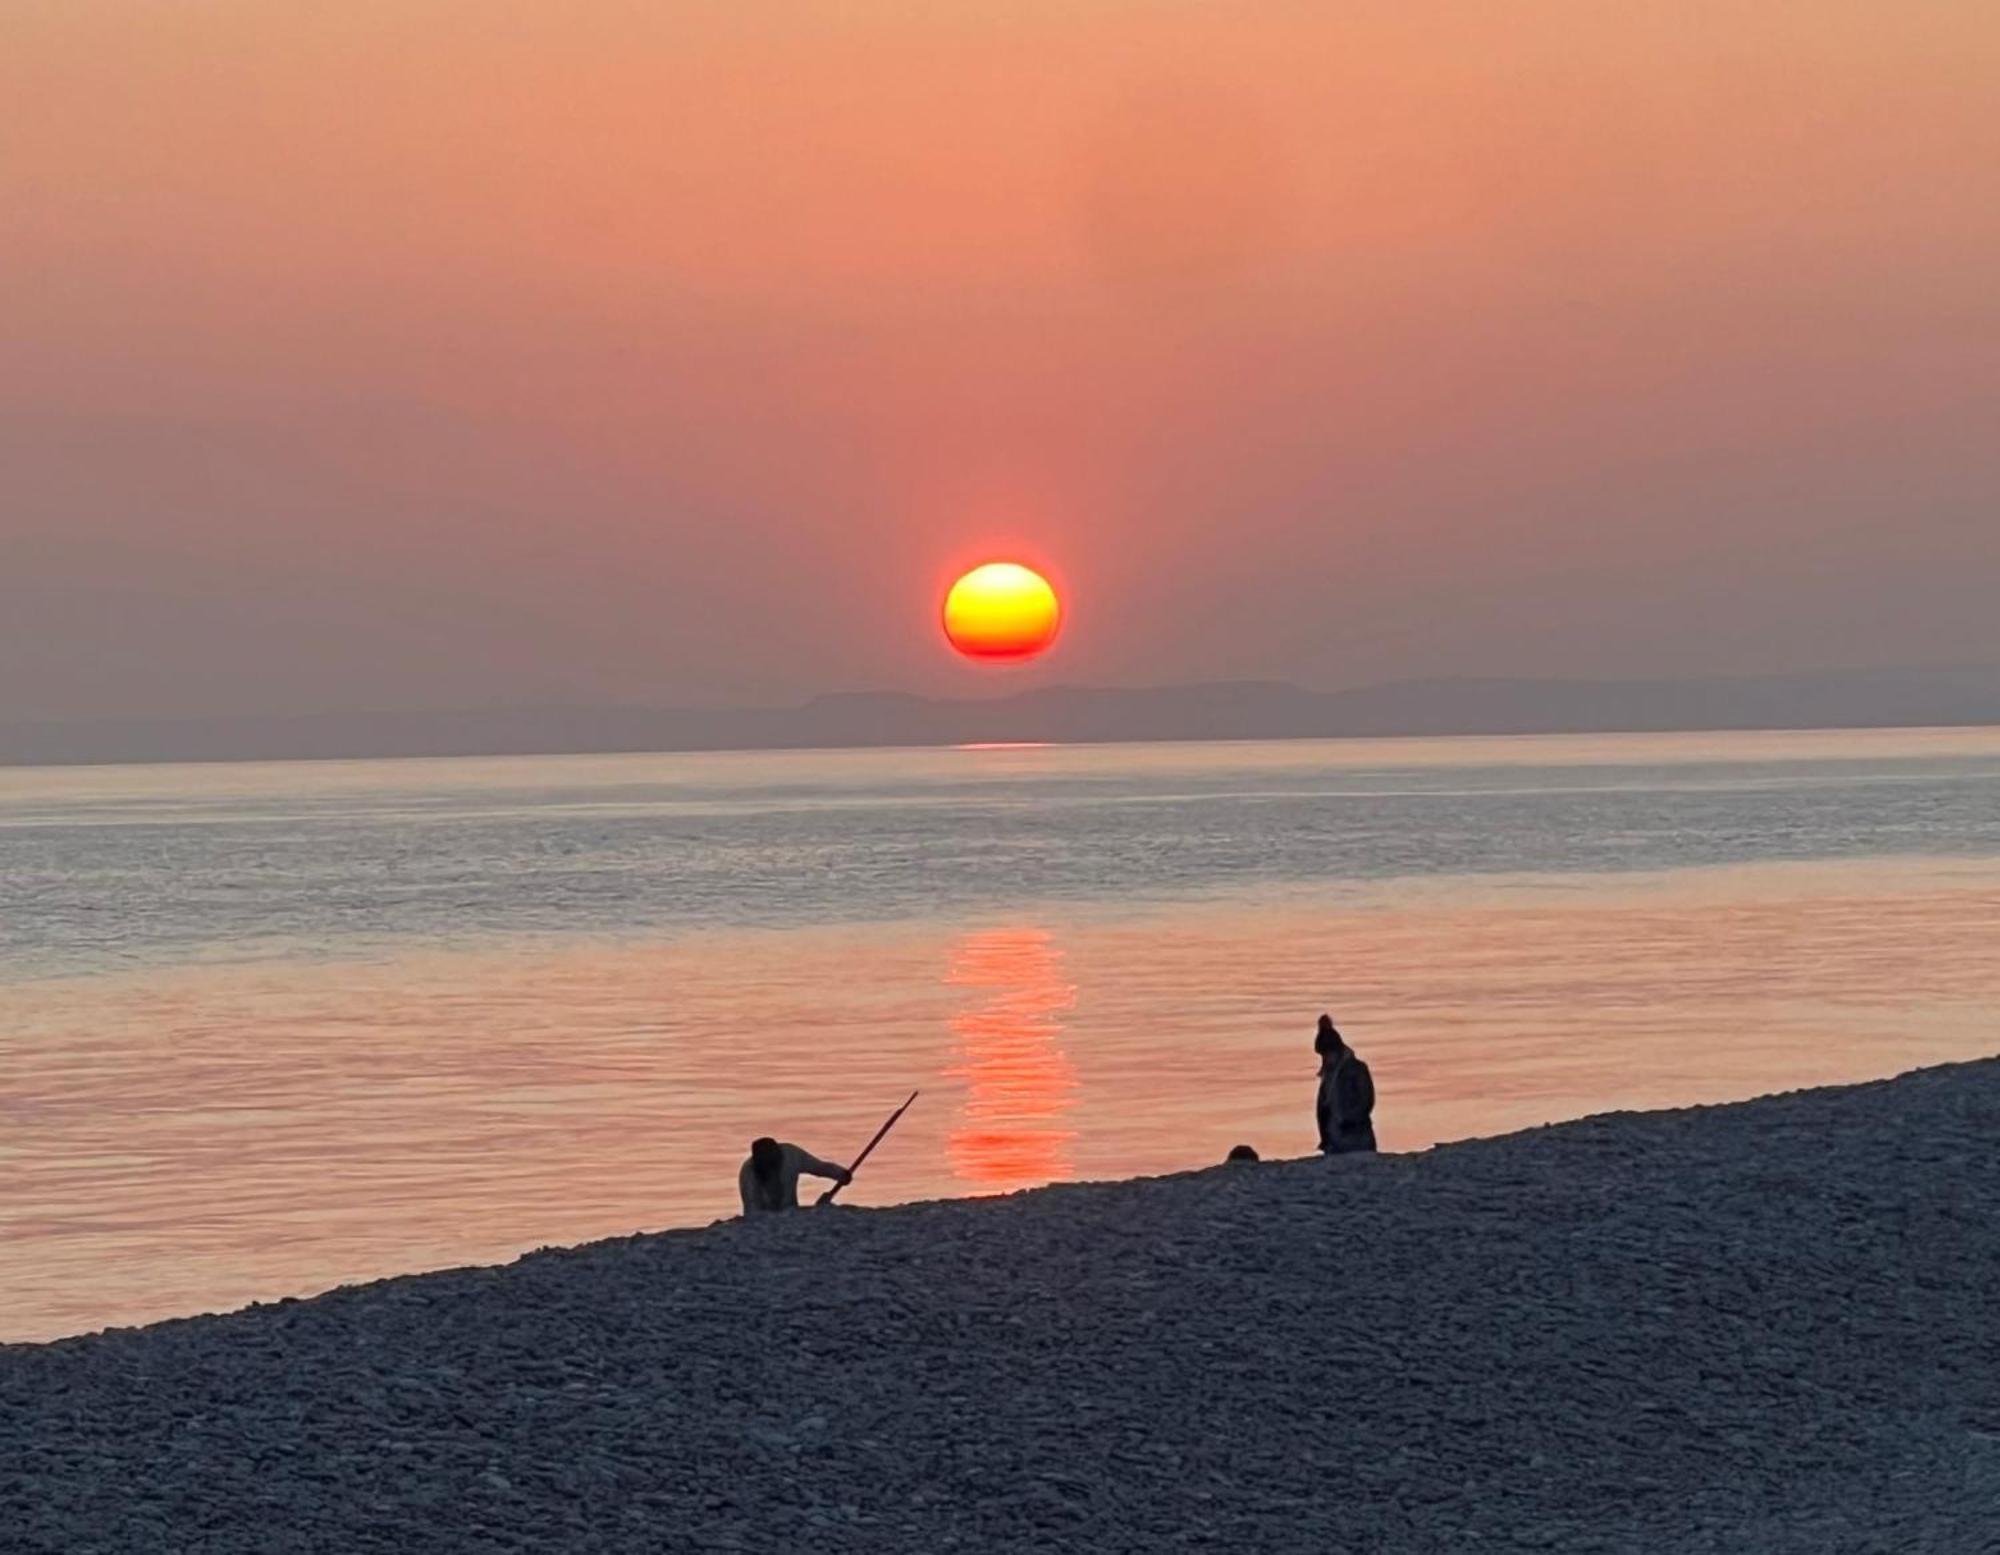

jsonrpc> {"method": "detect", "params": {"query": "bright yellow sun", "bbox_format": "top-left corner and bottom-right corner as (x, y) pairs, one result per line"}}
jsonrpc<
(942, 562), (1062, 661)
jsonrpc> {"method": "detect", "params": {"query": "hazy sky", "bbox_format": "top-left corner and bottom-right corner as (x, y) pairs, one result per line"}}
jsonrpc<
(5, 2), (1997, 720)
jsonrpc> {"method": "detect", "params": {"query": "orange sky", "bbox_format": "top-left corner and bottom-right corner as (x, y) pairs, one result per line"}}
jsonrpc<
(5, 2), (1997, 718)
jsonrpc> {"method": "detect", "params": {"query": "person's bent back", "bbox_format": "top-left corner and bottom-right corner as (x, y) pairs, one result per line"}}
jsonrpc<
(738, 1136), (851, 1213)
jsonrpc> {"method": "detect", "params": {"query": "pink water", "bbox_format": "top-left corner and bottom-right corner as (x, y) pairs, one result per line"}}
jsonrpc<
(6, 851), (1997, 1342)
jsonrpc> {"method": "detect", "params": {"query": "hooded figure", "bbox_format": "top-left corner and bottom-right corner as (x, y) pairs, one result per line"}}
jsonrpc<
(1314, 1014), (1377, 1155)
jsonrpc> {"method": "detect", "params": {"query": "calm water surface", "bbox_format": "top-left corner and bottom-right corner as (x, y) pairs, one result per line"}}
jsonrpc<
(4, 729), (1999, 1340)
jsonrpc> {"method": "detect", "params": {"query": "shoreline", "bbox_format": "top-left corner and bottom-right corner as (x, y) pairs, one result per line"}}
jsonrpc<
(5, 1057), (1997, 1550)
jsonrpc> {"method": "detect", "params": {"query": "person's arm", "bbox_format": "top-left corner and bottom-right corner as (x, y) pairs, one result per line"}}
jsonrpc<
(738, 1160), (763, 1215)
(790, 1149), (852, 1186)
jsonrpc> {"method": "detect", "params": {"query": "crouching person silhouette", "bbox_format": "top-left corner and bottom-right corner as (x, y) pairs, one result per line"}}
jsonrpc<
(738, 1136), (851, 1213)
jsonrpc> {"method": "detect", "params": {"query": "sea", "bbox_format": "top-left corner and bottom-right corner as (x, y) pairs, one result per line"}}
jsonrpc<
(4, 727), (1999, 1341)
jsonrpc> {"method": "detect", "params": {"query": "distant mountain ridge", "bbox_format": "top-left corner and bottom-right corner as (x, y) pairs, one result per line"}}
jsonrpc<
(5, 664), (1999, 767)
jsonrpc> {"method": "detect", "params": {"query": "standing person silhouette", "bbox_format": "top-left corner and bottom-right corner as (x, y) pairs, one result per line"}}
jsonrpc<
(1314, 1014), (1377, 1155)
(738, 1136), (851, 1214)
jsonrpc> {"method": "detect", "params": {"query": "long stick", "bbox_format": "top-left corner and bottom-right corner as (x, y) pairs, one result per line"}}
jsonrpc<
(817, 1090), (919, 1206)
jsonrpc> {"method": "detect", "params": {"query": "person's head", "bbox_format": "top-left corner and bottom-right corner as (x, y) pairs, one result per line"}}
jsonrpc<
(1314, 1013), (1344, 1057)
(749, 1136), (783, 1182)
(1226, 1144), (1260, 1164)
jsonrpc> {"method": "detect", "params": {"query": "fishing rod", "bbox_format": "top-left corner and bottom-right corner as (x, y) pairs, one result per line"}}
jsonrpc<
(817, 1090), (919, 1206)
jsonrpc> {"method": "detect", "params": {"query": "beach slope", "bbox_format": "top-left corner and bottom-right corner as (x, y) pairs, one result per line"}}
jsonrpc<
(5, 1060), (1998, 1552)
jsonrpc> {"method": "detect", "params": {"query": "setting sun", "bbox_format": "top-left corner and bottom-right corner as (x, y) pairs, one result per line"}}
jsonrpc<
(942, 563), (1062, 661)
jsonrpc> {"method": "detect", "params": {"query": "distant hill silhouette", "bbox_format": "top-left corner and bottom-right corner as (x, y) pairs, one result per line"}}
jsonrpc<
(5, 664), (1998, 766)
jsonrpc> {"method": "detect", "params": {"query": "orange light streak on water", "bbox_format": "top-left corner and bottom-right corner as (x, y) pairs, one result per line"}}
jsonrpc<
(944, 928), (1079, 1191)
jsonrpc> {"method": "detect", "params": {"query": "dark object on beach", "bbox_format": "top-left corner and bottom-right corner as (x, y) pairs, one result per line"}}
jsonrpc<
(816, 1089), (920, 1206)
(1315, 1014), (1377, 1155)
(739, 1137), (851, 1214)
(1226, 1144), (1261, 1163)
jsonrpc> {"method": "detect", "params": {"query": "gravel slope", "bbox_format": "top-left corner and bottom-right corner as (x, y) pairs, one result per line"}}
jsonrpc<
(6, 1060), (1999, 1552)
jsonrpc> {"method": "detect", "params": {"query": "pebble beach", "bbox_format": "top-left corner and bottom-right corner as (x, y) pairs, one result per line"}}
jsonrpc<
(6, 1058), (1997, 1552)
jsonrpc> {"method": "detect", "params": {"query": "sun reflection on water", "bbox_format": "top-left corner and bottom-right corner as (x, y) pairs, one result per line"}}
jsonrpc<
(944, 928), (1080, 1192)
